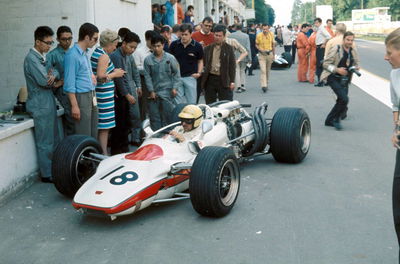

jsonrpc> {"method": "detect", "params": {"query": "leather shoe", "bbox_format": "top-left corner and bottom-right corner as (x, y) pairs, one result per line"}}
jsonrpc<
(314, 82), (324, 87)
(262, 87), (267, 93)
(41, 177), (53, 183)
(325, 122), (334, 127)
(248, 73), (254, 76)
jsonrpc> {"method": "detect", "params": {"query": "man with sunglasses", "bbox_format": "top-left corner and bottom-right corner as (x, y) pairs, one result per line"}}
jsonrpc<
(24, 26), (60, 183)
(47, 26), (74, 136)
(169, 104), (203, 143)
(64, 22), (99, 138)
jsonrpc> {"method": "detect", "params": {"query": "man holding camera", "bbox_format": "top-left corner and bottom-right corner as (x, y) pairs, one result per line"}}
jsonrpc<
(321, 31), (360, 130)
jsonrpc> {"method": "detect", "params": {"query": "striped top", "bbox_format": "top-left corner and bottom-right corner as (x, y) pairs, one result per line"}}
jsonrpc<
(91, 47), (116, 129)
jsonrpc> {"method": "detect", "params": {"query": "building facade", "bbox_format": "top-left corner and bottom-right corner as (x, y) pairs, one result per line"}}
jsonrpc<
(0, 0), (151, 111)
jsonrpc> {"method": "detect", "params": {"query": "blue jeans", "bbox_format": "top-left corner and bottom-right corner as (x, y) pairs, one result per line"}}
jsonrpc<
(175, 76), (197, 104)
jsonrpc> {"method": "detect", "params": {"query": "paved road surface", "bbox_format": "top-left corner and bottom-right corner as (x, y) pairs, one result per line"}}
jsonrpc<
(356, 39), (391, 79)
(0, 51), (397, 263)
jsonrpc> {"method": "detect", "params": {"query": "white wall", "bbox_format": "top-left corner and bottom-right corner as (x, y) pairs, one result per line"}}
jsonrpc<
(0, 0), (89, 111)
(92, 0), (152, 43)
(0, 0), (152, 112)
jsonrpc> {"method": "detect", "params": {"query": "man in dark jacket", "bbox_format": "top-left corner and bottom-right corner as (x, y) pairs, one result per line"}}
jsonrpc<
(201, 24), (235, 104)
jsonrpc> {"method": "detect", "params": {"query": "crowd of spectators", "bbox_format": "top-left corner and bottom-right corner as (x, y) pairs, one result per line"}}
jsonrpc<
(26, 1), (347, 183)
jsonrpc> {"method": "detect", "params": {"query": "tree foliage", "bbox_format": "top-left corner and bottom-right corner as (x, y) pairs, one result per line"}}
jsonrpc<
(291, 0), (400, 24)
(254, 0), (276, 25)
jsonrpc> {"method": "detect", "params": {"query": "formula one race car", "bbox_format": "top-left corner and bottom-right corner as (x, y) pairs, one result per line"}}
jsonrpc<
(271, 52), (293, 70)
(52, 101), (311, 220)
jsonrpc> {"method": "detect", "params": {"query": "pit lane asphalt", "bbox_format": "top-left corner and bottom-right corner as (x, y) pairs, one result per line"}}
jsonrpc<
(0, 51), (397, 264)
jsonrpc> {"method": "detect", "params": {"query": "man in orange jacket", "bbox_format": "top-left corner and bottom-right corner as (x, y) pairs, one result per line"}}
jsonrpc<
(308, 30), (317, 84)
(296, 24), (311, 82)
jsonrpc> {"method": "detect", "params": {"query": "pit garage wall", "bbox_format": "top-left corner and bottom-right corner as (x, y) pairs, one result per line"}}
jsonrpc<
(0, 0), (151, 112)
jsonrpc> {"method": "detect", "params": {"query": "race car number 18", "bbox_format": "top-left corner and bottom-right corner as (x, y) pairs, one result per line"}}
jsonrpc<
(110, 171), (138, 185)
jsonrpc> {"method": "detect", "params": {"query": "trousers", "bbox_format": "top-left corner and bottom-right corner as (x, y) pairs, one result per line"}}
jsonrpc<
(204, 74), (233, 104)
(393, 150), (400, 262)
(325, 75), (349, 124)
(316, 46), (325, 82)
(74, 91), (98, 139)
(258, 53), (274, 87)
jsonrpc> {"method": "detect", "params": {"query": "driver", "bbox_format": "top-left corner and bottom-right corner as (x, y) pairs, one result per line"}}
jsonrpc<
(169, 105), (203, 142)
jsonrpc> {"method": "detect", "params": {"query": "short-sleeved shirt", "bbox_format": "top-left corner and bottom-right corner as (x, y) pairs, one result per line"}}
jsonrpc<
(169, 39), (203, 77)
(192, 31), (215, 47)
(256, 31), (274, 51)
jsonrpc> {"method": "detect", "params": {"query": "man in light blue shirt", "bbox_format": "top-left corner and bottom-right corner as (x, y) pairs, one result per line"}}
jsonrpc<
(47, 25), (74, 135)
(64, 23), (99, 138)
(164, 0), (177, 27)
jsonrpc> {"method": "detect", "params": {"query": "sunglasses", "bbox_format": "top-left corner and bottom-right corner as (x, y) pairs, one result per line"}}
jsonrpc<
(60, 37), (73, 41)
(39, 39), (54, 46)
(180, 118), (195, 125)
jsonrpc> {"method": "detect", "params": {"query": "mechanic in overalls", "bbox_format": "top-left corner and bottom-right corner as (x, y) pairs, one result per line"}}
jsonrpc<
(169, 105), (203, 142)
(144, 34), (182, 131)
(23, 26), (60, 183)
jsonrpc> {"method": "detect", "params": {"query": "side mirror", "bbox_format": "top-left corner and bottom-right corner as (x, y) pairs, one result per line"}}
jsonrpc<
(201, 120), (213, 134)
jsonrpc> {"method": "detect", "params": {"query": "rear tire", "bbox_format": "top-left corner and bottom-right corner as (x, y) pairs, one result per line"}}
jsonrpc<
(270, 108), (311, 163)
(281, 52), (292, 68)
(52, 135), (101, 198)
(190, 147), (240, 217)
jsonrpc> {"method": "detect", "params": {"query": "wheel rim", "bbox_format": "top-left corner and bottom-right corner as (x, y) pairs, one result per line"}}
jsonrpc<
(75, 146), (100, 184)
(218, 159), (240, 206)
(299, 119), (311, 153)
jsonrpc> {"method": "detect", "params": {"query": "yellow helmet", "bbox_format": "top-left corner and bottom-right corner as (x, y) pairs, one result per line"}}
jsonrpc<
(178, 105), (203, 129)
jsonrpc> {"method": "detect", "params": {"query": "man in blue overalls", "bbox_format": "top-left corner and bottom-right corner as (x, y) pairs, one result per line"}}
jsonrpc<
(23, 26), (60, 182)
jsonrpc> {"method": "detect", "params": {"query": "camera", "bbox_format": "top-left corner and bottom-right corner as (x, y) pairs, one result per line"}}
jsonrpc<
(349, 66), (361, 77)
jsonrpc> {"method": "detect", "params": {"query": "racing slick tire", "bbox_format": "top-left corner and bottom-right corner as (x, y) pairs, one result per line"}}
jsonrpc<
(270, 108), (311, 163)
(52, 135), (102, 198)
(190, 146), (240, 217)
(281, 52), (292, 68)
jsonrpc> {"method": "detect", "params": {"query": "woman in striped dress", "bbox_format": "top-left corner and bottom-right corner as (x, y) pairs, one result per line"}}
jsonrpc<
(91, 29), (125, 155)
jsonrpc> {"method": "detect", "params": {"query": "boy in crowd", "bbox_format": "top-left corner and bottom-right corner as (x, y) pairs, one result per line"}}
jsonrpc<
(144, 34), (181, 131)
(109, 32), (141, 154)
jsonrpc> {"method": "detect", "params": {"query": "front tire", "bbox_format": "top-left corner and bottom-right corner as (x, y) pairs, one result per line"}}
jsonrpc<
(52, 135), (101, 198)
(190, 147), (240, 217)
(270, 108), (311, 163)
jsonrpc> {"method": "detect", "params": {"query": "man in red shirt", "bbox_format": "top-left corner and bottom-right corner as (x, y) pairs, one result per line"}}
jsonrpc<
(192, 17), (215, 48)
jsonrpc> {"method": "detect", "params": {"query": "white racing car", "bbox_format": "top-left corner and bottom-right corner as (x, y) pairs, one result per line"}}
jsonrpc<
(52, 100), (311, 220)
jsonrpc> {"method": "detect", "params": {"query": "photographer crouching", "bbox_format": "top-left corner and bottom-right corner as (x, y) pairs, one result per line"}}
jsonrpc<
(321, 31), (360, 130)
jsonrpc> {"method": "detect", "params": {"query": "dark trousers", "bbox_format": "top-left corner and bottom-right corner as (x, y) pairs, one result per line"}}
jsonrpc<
(316, 46), (325, 82)
(139, 75), (148, 121)
(284, 45), (292, 53)
(325, 75), (349, 124)
(393, 150), (400, 261)
(110, 95), (130, 155)
(196, 76), (202, 104)
(291, 41), (297, 63)
(204, 74), (233, 104)
(247, 54), (257, 75)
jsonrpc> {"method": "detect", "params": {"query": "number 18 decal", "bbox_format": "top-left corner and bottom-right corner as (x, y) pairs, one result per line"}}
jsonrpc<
(110, 171), (138, 185)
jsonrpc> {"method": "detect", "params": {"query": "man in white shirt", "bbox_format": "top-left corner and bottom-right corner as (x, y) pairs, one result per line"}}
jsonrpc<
(314, 17), (331, 86)
(133, 30), (157, 120)
(282, 25), (293, 53)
